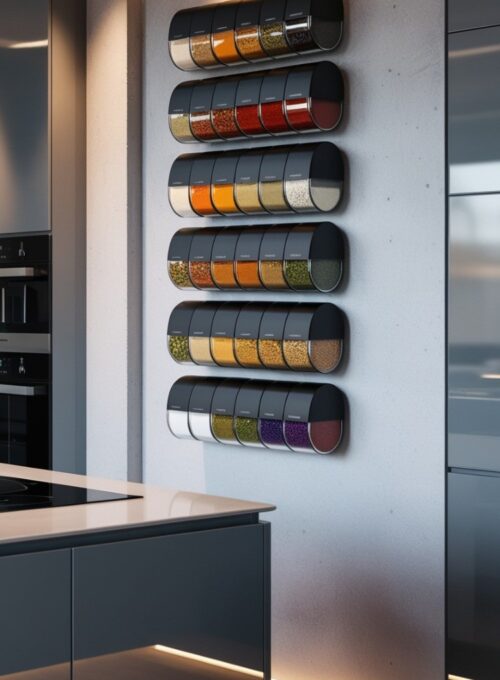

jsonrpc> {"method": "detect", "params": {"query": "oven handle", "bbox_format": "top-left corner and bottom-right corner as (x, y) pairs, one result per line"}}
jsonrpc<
(0, 267), (46, 278)
(0, 384), (47, 396)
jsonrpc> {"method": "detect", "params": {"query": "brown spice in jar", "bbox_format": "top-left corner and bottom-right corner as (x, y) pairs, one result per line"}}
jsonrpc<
(310, 339), (342, 373)
(283, 339), (313, 371)
(190, 34), (219, 68)
(258, 339), (287, 369)
(189, 261), (216, 289)
(235, 26), (265, 60)
(234, 338), (261, 368)
(212, 108), (241, 139)
(259, 260), (288, 289)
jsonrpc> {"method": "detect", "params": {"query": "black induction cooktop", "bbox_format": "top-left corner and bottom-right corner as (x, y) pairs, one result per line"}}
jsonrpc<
(0, 475), (141, 512)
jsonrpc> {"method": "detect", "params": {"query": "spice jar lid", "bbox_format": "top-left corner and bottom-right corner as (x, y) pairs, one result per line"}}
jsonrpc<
(259, 149), (290, 183)
(212, 3), (239, 33)
(189, 378), (221, 414)
(258, 303), (290, 340)
(235, 381), (267, 419)
(212, 227), (241, 262)
(283, 302), (344, 340)
(236, 1), (261, 29)
(168, 228), (197, 262)
(212, 379), (244, 416)
(235, 153), (264, 185)
(259, 70), (288, 104)
(283, 383), (344, 422)
(168, 301), (199, 336)
(168, 376), (199, 413)
(189, 302), (220, 338)
(190, 156), (217, 186)
(169, 10), (193, 41)
(260, 0), (287, 23)
(211, 302), (242, 338)
(285, 0), (344, 50)
(284, 62), (343, 104)
(259, 225), (289, 261)
(235, 226), (265, 261)
(212, 79), (239, 111)
(190, 6), (215, 36)
(259, 381), (294, 420)
(212, 154), (240, 186)
(235, 303), (268, 340)
(169, 83), (195, 115)
(284, 142), (343, 182)
(169, 155), (194, 187)
(284, 222), (344, 261)
(189, 227), (221, 263)
(190, 82), (216, 113)
(236, 74), (265, 108)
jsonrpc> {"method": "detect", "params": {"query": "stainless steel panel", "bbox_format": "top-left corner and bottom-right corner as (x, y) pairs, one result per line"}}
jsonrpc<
(0, 267), (44, 278)
(0, 384), (47, 396)
(448, 194), (500, 471)
(0, 333), (50, 354)
(0, 0), (49, 233)
(449, 26), (500, 194)
(449, 0), (500, 33)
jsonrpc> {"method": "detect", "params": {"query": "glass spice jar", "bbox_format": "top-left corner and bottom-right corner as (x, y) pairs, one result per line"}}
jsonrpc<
(210, 380), (242, 444)
(259, 0), (291, 58)
(188, 228), (220, 290)
(235, 227), (266, 289)
(189, 7), (220, 69)
(234, 153), (267, 215)
(167, 302), (198, 364)
(234, 304), (268, 368)
(169, 10), (197, 71)
(234, 382), (267, 447)
(188, 303), (219, 367)
(167, 377), (198, 440)
(188, 379), (221, 443)
(211, 4), (243, 65)
(235, 75), (266, 137)
(211, 227), (240, 290)
(189, 156), (218, 216)
(168, 83), (196, 143)
(189, 82), (219, 142)
(234, 1), (267, 62)
(258, 150), (292, 214)
(211, 154), (240, 216)
(211, 79), (242, 140)
(284, 62), (343, 133)
(168, 156), (197, 218)
(259, 225), (289, 289)
(259, 70), (291, 135)
(258, 382), (292, 451)
(258, 304), (290, 370)
(283, 0), (344, 55)
(284, 142), (344, 213)
(168, 228), (197, 290)
(210, 303), (241, 368)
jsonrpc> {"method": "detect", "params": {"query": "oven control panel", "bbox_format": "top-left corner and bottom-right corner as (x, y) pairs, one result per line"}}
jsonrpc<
(0, 354), (49, 383)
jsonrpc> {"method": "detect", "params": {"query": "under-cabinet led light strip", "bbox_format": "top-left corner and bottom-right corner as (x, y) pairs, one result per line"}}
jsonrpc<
(153, 644), (277, 679)
(448, 674), (475, 680)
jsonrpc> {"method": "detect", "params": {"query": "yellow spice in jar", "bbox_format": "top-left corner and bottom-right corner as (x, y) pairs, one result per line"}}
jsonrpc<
(211, 337), (238, 367)
(259, 260), (288, 289)
(259, 181), (289, 212)
(258, 339), (287, 369)
(283, 339), (313, 371)
(235, 338), (261, 368)
(235, 183), (266, 214)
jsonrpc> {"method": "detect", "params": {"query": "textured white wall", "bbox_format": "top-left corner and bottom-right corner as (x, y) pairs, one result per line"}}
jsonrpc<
(143, 1), (446, 678)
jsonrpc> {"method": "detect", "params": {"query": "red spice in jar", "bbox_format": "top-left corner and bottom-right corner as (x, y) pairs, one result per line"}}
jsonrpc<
(285, 98), (342, 132)
(236, 105), (266, 136)
(260, 101), (290, 134)
(310, 419), (342, 454)
(190, 112), (219, 141)
(189, 261), (216, 289)
(212, 108), (241, 139)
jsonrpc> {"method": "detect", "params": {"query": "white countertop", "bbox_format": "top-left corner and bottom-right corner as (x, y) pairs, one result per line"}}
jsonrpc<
(0, 464), (275, 546)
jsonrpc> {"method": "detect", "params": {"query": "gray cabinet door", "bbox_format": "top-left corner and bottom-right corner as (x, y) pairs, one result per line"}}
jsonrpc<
(0, 0), (50, 234)
(73, 523), (270, 680)
(0, 549), (71, 678)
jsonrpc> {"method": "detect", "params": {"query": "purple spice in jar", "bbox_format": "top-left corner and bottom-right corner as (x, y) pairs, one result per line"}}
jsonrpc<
(284, 421), (312, 451)
(259, 419), (286, 448)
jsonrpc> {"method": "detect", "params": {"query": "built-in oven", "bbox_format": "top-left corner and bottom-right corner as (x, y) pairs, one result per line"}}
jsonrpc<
(0, 235), (50, 469)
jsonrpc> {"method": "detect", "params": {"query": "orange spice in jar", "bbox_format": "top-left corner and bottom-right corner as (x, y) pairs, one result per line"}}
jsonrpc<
(211, 155), (240, 216)
(234, 227), (265, 289)
(211, 228), (240, 290)
(189, 156), (218, 217)
(211, 4), (244, 65)
(210, 303), (241, 368)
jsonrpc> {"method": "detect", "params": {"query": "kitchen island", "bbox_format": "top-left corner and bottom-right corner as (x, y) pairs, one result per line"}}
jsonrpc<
(0, 464), (274, 680)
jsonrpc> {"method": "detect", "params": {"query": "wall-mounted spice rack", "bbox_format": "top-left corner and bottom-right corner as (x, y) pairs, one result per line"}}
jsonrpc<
(168, 143), (344, 217)
(168, 61), (344, 143)
(167, 301), (344, 373)
(168, 0), (343, 71)
(168, 222), (344, 293)
(167, 376), (345, 454)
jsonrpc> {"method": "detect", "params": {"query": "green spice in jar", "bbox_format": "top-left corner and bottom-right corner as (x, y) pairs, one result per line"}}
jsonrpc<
(168, 335), (191, 363)
(259, 22), (289, 57)
(235, 416), (260, 445)
(284, 260), (314, 290)
(168, 261), (193, 289)
(211, 414), (236, 443)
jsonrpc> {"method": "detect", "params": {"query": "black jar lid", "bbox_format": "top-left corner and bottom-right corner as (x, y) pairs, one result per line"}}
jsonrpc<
(190, 156), (217, 186)
(235, 226), (265, 261)
(260, 0), (287, 24)
(284, 62), (343, 104)
(190, 6), (215, 37)
(212, 3), (239, 33)
(259, 381), (294, 420)
(189, 302), (220, 339)
(169, 10), (193, 41)
(168, 302), (199, 337)
(189, 378), (221, 415)
(211, 302), (242, 339)
(168, 228), (197, 262)
(259, 149), (290, 183)
(235, 381), (267, 419)
(284, 142), (343, 183)
(212, 154), (240, 186)
(212, 79), (239, 111)
(168, 377), (199, 413)
(236, 1), (261, 29)
(189, 227), (221, 263)
(235, 303), (268, 340)
(190, 82), (216, 113)
(235, 153), (264, 185)
(285, 0), (343, 50)
(236, 74), (264, 108)
(212, 379), (245, 417)
(260, 70), (288, 104)
(283, 383), (344, 423)
(283, 302), (344, 341)
(258, 304), (290, 340)
(169, 83), (195, 115)
(284, 222), (343, 261)
(259, 225), (289, 261)
(212, 227), (241, 262)
(169, 155), (194, 187)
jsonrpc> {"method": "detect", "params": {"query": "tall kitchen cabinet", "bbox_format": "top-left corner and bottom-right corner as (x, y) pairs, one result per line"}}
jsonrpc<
(0, 1), (86, 474)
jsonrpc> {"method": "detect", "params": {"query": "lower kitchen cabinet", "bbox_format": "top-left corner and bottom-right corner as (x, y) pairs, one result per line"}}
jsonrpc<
(0, 549), (71, 679)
